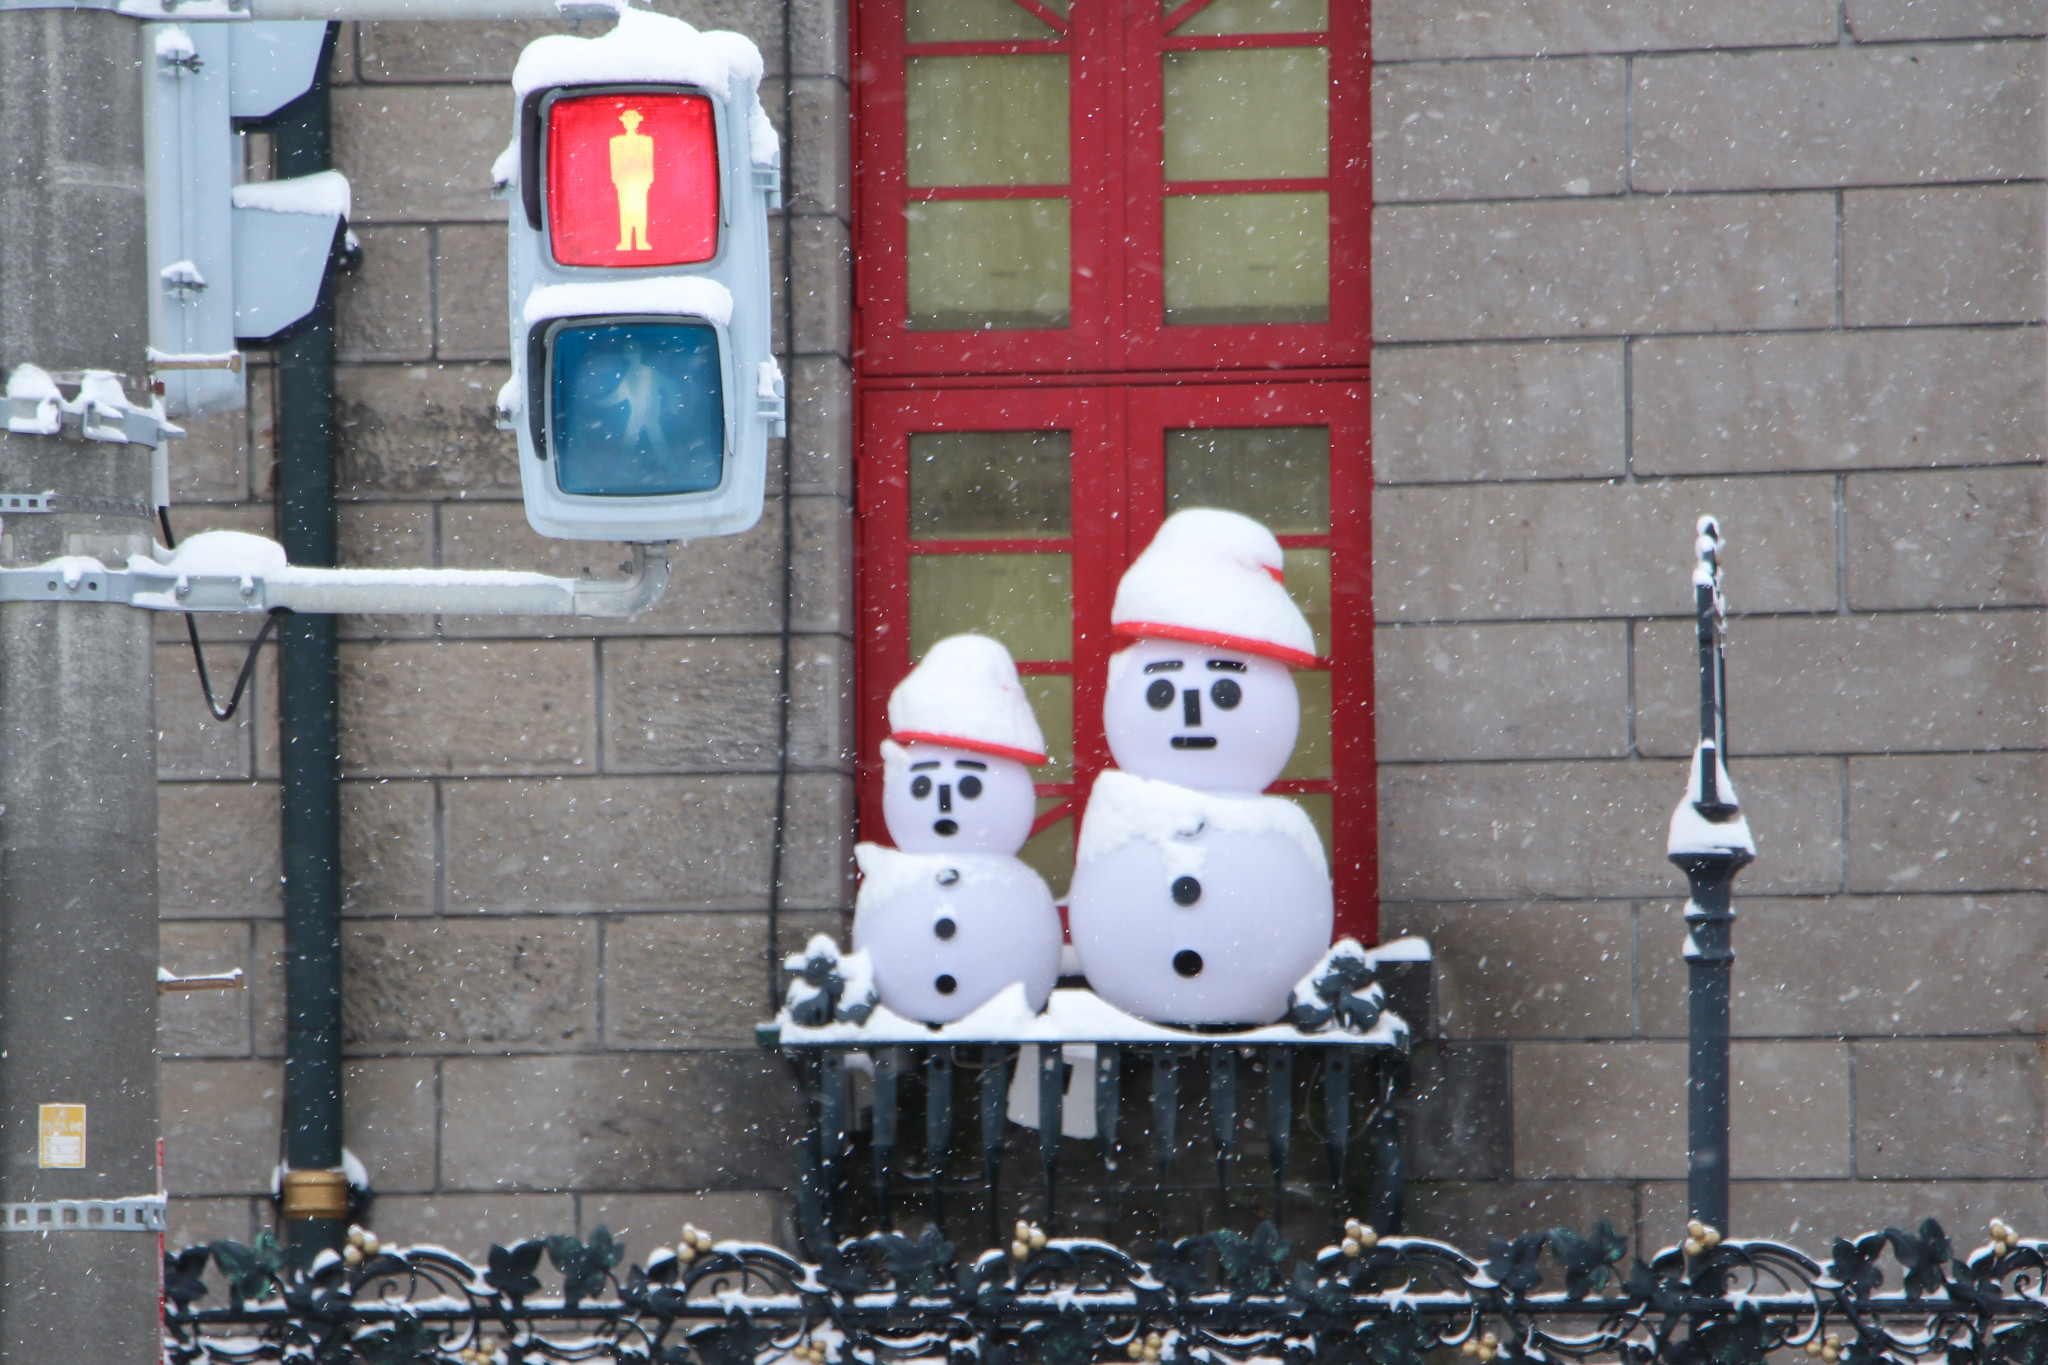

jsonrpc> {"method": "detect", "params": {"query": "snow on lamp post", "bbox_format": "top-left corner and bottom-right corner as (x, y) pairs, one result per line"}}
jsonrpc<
(1667, 516), (1755, 1234)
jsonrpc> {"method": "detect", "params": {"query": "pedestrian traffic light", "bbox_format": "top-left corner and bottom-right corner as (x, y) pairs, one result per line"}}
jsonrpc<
(499, 8), (783, 542)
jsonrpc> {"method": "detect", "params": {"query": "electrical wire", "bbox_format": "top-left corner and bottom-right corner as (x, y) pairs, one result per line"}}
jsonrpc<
(158, 508), (286, 722)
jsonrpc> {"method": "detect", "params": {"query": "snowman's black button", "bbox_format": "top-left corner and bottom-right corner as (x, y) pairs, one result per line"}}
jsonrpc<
(935, 974), (958, 994)
(1170, 875), (1201, 906)
(936, 867), (960, 886)
(934, 917), (957, 940)
(1173, 950), (1203, 977)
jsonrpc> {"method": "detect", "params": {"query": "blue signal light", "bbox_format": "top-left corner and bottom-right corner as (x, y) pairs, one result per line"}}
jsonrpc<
(548, 320), (725, 497)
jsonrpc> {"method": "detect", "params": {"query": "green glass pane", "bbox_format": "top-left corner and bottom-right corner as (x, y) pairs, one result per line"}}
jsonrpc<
(1165, 426), (1330, 534)
(910, 431), (1072, 540)
(1279, 792), (1332, 865)
(910, 552), (1072, 661)
(1284, 546), (1329, 656)
(1281, 669), (1331, 780)
(908, 56), (1070, 187)
(908, 0), (1065, 42)
(1163, 193), (1327, 325)
(1018, 798), (1074, 901)
(1163, 49), (1327, 181)
(1020, 674), (1073, 782)
(907, 199), (1071, 330)
(1170, 0), (1327, 34)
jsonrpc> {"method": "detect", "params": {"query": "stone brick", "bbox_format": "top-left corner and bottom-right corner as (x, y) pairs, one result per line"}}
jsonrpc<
(792, 495), (854, 633)
(1406, 1180), (1637, 1247)
(1373, 0), (1837, 61)
(1848, 468), (2047, 610)
(437, 500), (788, 638)
(367, 1194), (579, 1254)
(790, 215), (851, 356)
(784, 77), (851, 220)
(1632, 44), (2044, 192)
(602, 637), (784, 773)
(254, 921), (285, 1056)
(160, 782), (283, 918)
(1845, 185), (2047, 326)
(1373, 476), (1837, 621)
(1637, 894), (2048, 1040)
(1645, 1179), (2048, 1250)
(357, 18), (577, 81)
(791, 634), (856, 771)
(337, 225), (433, 362)
(169, 405), (253, 505)
(1514, 1040), (1848, 1178)
(1379, 902), (1633, 1038)
(1634, 613), (2046, 757)
(778, 772), (857, 909)
(578, 1190), (794, 1249)
(1372, 341), (1624, 484)
(343, 918), (599, 1052)
(788, 0), (846, 78)
(337, 502), (438, 641)
(434, 223), (510, 362)
(1374, 193), (1835, 342)
(162, 1059), (284, 1195)
(1373, 58), (1625, 203)
(443, 775), (780, 911)
(439, 1053), (805, 1190)
(333, 86), (509, 224)
(167, 1197), (259, 1251)
(1379, 757), (1843, 901)
(346, 1058), (439, 1193)
(1375, 621), (1628, 761)
(339, 639), (598, 777)
(790, 356), (853, 498)
(337, 362), (522, 499)
(1397, 1042), (1513, 1181)
(342, 778), (439, 916)
(604, 911), (836, 1049)
(1848, 753), (2046, 892)
(1854, 1039), (2048, 1178)
(160, 920), (253, 1058)
(1848, 0), (2048, 41)
(158, 641), (260, 781)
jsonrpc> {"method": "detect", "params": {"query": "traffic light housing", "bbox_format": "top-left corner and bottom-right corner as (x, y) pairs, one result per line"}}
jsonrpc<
(499, 9), (783, 542)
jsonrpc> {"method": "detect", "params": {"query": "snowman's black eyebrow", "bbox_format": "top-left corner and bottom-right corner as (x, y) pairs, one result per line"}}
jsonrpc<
(909, 760), (941, 770)
(1206, 659), (1247, 672)
(1142, 661), (1183, 673)
(952, 759), (987, 770)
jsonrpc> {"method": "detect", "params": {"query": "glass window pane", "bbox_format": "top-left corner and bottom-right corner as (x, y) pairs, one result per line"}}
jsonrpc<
(1020, 674), (1073, 782)
(1165, 426), (1329, 534)
(910, 0), (1065, 41)
(1163, 50), (1327, 181)
(1170, 0), (1327, 35)
(550, 322), (724, 495)
(908, 56), (1070, 187)
(1018, 800), (1073, 901)
(907, 199), (1071, 330)
(910, 552), (1072, 660)
(1281, 669), (1330, 779)
(911, 431), (1072, 540)
(1280, 792), (1332, 865)
(1163, 193), (1327, 326)
(1284, 547), (1329, 656)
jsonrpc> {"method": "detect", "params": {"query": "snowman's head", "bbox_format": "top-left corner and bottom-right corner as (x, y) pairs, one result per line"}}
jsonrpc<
(1103, 637), (1299, 791)
(881, 738), (1038, 854)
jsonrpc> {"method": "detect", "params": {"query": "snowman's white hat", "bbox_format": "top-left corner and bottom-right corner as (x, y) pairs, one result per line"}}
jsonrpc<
(888, 634), (1049, 765)
(1111, 508), (1318, 667)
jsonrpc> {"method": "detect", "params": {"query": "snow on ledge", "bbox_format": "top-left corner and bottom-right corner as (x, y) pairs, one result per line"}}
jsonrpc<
(232, 170), (351, 220)
(512, 6), (764, 101)
(523, 277), (734, 328)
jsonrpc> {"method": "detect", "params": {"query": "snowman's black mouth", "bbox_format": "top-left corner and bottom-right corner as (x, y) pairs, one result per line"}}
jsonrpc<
(933, 819), (959, 835)
(1171, 736), (1217, 749)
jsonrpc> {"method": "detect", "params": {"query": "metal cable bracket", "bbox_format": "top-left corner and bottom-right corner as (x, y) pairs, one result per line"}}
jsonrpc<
(1, 1198), (167, 1234)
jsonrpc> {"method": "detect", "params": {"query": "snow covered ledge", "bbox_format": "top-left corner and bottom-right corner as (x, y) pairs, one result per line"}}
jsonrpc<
(0, 530), (668, 618)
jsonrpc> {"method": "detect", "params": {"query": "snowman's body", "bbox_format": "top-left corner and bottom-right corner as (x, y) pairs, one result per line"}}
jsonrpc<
(853, 844), (1062, 1021)
(1069, 771), (1330, 1025)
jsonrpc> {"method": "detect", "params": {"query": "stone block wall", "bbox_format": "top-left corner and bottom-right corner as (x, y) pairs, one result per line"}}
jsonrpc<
(155, 2), (854, 1254)
(1373, 0), (2048, 1252)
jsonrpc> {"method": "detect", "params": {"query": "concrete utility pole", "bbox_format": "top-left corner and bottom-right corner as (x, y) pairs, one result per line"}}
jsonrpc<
(0, 10), (166, 1363)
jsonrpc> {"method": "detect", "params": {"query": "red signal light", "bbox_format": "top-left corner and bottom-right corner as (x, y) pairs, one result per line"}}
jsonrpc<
(547, 91), (720, 268)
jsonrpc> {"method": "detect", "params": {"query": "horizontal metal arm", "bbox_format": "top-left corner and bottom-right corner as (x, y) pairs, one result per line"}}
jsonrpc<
(0, 542), (668, 617)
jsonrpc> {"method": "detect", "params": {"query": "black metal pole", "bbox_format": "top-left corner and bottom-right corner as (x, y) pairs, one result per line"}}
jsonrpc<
(269, 28), (349, 1253)
(1668, 518), (1752, 1235)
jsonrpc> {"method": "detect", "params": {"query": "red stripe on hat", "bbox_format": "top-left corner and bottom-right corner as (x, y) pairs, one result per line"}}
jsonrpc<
(891, 730), (1049, 766)
(1112, 620), (1317, 669)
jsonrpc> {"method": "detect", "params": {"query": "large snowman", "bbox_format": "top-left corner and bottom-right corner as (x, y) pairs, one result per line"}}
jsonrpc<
(1068, 509), (1333, 1026)
(852, 635), (1064, 1023)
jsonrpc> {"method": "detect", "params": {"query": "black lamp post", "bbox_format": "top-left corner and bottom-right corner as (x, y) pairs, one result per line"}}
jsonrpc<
(1667, 515), (1754, 1234)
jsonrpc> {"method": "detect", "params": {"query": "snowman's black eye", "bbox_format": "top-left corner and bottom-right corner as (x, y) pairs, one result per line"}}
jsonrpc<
(958, 775), (982, 798)
(910, 775), (932, 799)
(1210, 679), (1242, 710)
(1145, 679), (1175, 710)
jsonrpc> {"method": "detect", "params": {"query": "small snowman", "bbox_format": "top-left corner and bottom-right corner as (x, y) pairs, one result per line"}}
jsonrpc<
(1068, 509), (1333, 1026)
(853, 635), (1064, 1023)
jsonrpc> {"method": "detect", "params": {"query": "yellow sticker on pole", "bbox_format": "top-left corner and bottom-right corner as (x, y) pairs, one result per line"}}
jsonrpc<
(38, 1104), (85, 1169)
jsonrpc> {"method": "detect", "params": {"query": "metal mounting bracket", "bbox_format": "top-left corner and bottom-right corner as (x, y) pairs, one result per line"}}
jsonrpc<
(0, 1198), (167, 1234)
